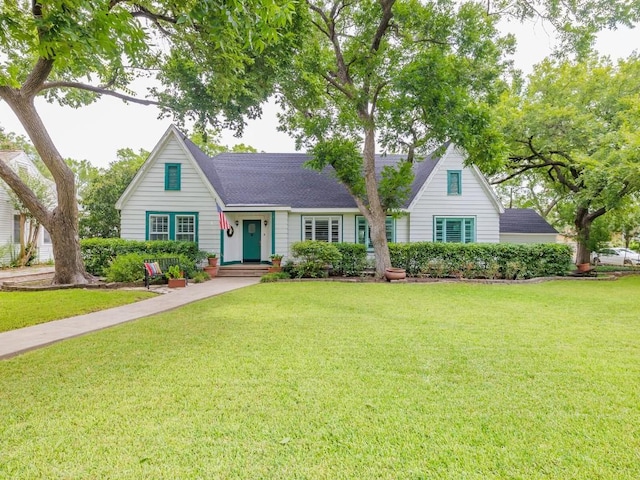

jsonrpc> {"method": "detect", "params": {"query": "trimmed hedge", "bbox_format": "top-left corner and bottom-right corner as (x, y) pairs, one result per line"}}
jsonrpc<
(288, 240), (342, 278)
(81, 238), (203, 276)
(389, 242), (573, 279)
(332, 243), (368, 277)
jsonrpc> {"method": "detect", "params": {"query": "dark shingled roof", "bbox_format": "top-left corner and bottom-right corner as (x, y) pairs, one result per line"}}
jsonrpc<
(500, 208), (558, 234)
(182, 133), (441, 208)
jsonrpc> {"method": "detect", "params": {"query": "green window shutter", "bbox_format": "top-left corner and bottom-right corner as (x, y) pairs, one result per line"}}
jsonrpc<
(447, 170), (461, 195)
(165, 163), (181, 191)
(385, 217), (395, 243)
(357, 217), (367, 246)
(435, 218), (444, 242)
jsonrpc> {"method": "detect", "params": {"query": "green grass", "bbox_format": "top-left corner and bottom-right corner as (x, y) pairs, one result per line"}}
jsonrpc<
(0, 289), (157, 332)
(1, 278), (639, 478)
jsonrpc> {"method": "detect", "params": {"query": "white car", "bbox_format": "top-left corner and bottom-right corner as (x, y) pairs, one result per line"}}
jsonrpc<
(592, 247), (640, 266)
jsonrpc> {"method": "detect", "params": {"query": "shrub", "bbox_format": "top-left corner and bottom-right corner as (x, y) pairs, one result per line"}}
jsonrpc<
(105, 253), (198, 283)
(260, 272), (291, 283)
(191, 271), (211, 283)
(105, 253), (146, 283)
(332, 243), (367, 276)
(289, 240), (342, 278)
(81, 238), (202, 275)
(389, 242), (572, 279)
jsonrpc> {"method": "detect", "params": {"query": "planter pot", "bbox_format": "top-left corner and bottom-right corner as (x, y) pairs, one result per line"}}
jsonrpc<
(271, 259), (282, 268)
(208, 257), (218, 267)
(385, 267), (406, 281)
(268, 266), (282, 273)
(168, 278), (186, 288)
(577, 263), (591, 272)
(203, 266), (218, 278)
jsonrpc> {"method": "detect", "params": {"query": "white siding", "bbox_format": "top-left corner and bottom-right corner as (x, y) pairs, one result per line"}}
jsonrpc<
(500, 233), (558, 244)
(410, 150), (501, 243)
(119, 136), (219, 252)
(274, 211), (289, 259)
(0, 186), (14, 265)
(395, 216), (409, 243)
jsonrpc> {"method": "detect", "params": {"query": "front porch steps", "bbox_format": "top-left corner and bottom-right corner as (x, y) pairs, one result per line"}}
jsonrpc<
(217, 264), (270, 277)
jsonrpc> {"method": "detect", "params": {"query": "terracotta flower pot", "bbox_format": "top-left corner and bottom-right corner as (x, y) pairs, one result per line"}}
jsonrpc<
(204, 266), (218, 278)
(208, 257), (218, 267)
(385, 267), (406, 281)
(168, 278), (186, 288)
(577, 263), (591, 272)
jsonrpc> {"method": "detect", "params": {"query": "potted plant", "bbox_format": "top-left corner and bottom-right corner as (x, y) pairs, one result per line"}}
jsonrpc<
(166, 265), (186, 288)
(207, 252), (218, 267)
(270, 254), (284, 267)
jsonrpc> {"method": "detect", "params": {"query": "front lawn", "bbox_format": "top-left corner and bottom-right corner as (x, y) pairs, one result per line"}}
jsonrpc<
(0, 289), (156, 332)
(1, 279), (639, 478)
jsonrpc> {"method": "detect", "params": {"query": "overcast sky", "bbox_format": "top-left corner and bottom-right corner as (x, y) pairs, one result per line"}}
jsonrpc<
(0, 21), (636, 168)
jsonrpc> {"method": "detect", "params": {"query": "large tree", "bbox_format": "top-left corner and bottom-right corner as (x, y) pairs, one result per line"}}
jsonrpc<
(278, 0), (511, 276)
(0, 0), (298, 284)
(80, 148), (147, 239)
(491, 55), (640, 264)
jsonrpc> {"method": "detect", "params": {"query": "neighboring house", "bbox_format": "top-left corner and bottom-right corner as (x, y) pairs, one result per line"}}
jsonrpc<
(116, 126), (556, 264)
(0, 151), (55, 264)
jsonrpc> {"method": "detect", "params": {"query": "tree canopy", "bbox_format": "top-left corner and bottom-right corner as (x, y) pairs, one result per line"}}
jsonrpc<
(491, 55), (640, 263)
(0, 0), (300, 284)
(277, 0), (512, 275)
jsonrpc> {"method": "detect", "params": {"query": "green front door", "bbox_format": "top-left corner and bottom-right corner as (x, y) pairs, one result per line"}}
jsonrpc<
(243, 220), (261, 262)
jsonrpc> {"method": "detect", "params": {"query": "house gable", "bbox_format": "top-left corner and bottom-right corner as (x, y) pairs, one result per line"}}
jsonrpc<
(407, 145), (503, 243)
(116, 126), (222, 250)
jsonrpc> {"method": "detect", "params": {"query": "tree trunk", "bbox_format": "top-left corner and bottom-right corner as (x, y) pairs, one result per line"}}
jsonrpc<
(0, 87), (91, 284)
(361, 126), (391, 277)
(574, 208), (592, 265)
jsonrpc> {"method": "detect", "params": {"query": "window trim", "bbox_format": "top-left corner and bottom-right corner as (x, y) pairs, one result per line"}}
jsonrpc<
(146, 211), (199, 243)
(356, 215), (395, 251)
(164, 163), (182, 191)
(447, 170), (462, 195)
(433, 217), (475, 243)
(42, 227), (52, 244)
(301, 216), (342, 243)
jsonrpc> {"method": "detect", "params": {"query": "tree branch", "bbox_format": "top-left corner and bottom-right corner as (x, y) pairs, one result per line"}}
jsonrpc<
(39, 81), (160, 106)
(22, 58), (55, 97)
(371, 0), (395, 53)
(0, 160), (50, 224)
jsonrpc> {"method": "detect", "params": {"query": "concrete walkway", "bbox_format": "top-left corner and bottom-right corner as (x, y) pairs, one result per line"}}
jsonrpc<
(0, 277), (260, 360)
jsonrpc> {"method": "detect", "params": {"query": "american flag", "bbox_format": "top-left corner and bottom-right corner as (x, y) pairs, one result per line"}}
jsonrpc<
(216, 202), (231, 230)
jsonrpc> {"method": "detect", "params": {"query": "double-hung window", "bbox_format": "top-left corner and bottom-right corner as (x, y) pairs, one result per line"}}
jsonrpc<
(356, 216), (395, 250)
(149, 214), (170, 240)
(175, 215), (196, 242)
(303, 216), (341, 242)
(147, 212), (198, 242)
(447, 170), (462, 195)
(165, 163), (181, 191)
(434, 217), (475, 243)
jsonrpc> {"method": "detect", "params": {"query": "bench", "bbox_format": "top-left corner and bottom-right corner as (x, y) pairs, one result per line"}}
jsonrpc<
(143, 258), (185, 289)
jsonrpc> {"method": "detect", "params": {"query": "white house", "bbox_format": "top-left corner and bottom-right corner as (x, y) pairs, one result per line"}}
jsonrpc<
(0, 151), (55, 265)
(116, 126), (556, 264)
